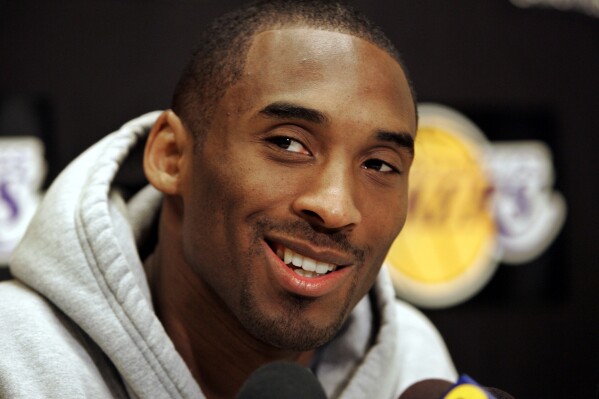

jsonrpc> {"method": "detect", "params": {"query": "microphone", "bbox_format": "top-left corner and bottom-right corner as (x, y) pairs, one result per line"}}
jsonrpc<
(236, 361), (327, 399)
(399, 375), (515, 399)
(236, 363), (515, 399)
(399, 379), (453, 399)
(486, 387), (515, 399)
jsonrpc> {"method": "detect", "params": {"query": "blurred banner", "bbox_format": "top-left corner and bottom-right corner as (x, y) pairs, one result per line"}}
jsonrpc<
(0, 137), (45, 265)
(385, 103), (566, 308)
(510, 0), (599, 18)
(0, 96), (49, 267)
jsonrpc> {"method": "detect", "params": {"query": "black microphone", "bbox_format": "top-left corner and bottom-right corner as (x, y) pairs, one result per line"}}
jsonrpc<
(486, 387), (515, 399)
(399, 379), (453, 399)
(236, 361), (327, 399)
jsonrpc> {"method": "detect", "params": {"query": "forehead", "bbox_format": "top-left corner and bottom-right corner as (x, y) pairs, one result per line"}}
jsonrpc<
(223, 28), (416, 133)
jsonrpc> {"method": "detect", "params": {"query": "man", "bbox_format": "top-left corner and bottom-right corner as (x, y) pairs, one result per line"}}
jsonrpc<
(0, 1), (457, 398)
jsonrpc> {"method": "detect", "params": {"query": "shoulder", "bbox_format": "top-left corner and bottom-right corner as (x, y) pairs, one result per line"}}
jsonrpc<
(392, 298), (454, 363)
(1, 279), (54, 313)
(393, 298), (444, 338)
(0, 280), (79, 344)
(0, 280), (59, 334)
(391, 299), (458, 391)
(0, 280), (127, 398)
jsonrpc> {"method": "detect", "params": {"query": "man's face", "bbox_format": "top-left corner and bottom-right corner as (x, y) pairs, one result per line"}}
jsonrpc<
(179, 28), (416, 350)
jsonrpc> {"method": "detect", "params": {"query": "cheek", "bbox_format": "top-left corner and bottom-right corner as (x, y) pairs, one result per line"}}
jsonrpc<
(364, 183), (409, 240)
(179, 153), (241, 272)
(391, 179), (410, 227)
(180, 148), (288, 260)
(357, 186), (408, 278)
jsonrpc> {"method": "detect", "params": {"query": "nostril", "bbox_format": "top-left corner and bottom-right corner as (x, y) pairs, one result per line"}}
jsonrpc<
(299, 209), (354, 234)
(301, 209), (323, 221)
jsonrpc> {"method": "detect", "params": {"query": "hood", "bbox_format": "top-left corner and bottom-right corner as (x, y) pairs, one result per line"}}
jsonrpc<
(10, 112), (203, 398)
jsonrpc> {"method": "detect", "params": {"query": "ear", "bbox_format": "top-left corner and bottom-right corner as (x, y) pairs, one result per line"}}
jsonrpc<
(144, 110), (190, 195)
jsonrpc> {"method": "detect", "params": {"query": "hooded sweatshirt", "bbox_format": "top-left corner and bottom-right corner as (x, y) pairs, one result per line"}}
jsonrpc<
(0, 112), (457, 398)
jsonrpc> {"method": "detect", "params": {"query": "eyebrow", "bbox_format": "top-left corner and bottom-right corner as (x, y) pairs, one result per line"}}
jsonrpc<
(259, 102), (329, 125)
(376, 131), (415, 156)
(259, 101), (414, 155)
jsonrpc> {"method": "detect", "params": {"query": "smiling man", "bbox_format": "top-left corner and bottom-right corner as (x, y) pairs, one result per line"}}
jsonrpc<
(0, 1), (456, 398)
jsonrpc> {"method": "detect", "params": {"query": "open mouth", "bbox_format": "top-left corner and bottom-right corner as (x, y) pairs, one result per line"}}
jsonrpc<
(267, 241), (339, 278)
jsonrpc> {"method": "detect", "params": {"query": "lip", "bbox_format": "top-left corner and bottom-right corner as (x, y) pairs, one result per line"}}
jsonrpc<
(261, 240), (354, 298)
(264, 234), (354, 267)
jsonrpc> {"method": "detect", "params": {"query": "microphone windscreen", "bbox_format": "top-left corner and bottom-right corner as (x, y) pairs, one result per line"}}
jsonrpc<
(399, 379), (453, 399)
(236, 361), (327, 399)
(485, 387), (515, 399)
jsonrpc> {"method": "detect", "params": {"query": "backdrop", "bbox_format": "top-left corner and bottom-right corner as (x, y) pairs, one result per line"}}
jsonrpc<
(1, 1), (597, 397)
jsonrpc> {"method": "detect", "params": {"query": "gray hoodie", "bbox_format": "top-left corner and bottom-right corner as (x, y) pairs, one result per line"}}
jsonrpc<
(0, 112), (456, 398)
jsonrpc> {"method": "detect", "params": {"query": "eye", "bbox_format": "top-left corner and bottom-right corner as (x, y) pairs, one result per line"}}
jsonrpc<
(266, 136), (310, 155)
(362, 159), (399, 174)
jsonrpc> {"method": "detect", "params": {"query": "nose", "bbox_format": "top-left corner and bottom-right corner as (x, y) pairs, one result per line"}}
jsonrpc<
(292, 161), (362, 232)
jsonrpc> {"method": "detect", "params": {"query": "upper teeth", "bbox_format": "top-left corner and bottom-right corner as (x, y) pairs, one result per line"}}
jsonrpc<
(278, 246), (337, 275)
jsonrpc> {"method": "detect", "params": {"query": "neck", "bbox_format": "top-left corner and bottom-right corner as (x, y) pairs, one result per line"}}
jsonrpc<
(145, 203), (314, 399)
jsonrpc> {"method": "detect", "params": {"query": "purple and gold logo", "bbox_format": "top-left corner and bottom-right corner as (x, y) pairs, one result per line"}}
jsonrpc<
(385, 104), (566, 308)
(0, 137), (46, 265)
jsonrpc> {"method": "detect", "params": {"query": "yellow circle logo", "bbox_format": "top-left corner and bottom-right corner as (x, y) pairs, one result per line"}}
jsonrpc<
(445, 384), (489, 399)
(385, 104), (499, 308)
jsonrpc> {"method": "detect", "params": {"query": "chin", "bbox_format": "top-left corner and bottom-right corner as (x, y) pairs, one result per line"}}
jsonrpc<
(245, 314), (344, 351)
(239, 288), (352, 351)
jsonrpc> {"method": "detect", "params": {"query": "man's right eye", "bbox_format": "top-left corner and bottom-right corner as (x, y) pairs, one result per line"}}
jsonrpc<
(266, 136), (310, 155)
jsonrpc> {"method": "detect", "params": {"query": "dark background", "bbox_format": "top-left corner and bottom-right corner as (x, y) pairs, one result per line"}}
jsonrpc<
(1, 0), (597, 397)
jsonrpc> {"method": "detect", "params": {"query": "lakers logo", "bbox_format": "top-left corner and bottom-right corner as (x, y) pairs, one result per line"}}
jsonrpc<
(385, 103), (565, 308)
(445, 384), (489, 399)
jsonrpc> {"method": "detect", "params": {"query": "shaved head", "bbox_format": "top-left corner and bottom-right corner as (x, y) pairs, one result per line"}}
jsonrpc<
(171, 0), (416, 145)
